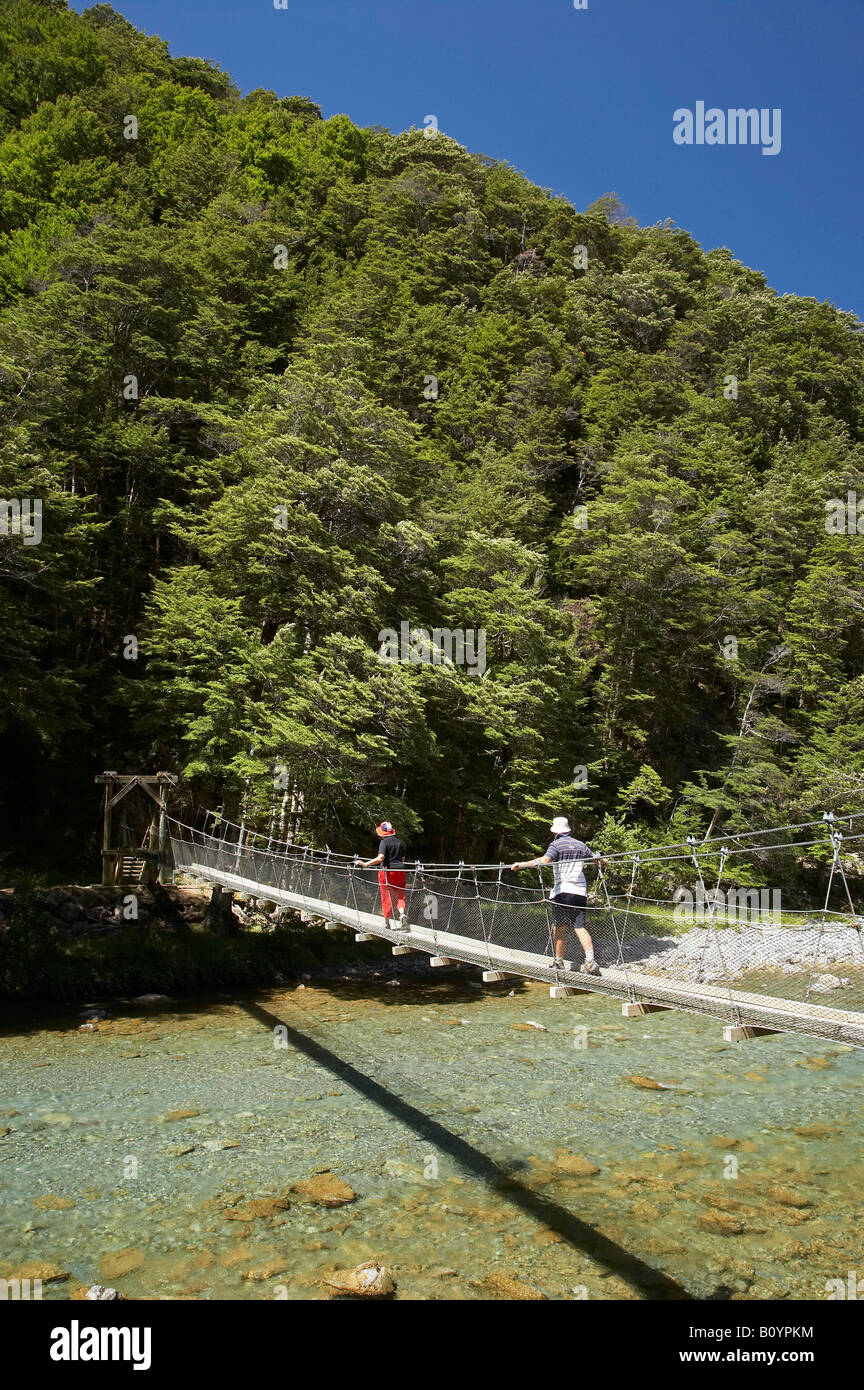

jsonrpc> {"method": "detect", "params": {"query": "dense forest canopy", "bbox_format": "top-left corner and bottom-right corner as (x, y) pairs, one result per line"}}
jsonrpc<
(2, 0), (864, 878)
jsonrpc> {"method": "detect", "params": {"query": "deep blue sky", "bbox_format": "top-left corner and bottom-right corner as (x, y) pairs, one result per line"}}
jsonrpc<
(74, 0), (864, 318)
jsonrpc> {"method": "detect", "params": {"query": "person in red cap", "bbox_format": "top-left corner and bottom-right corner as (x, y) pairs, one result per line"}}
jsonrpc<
(357, 821), (408, 930)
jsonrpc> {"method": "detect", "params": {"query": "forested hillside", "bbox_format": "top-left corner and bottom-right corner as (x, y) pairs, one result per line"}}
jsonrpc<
(2, 0), (864, 873)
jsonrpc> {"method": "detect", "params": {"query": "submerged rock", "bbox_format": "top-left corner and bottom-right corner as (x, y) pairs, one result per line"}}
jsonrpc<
(698, 1211), (744, 1236)
(324, 1261), (395, 1297)
(552, 1152), (600, 1177)
(483, 1272), (547, 1300)
(242, 1259), (290, 1281)
(86, 1285), (125, 1300)
(99, 1249), (145, 1280)
(767, 1185), (811, 1209)
(4, 1262), (69, 1284)
(291, 1173), (356, 1207)
(222, 1196), (289, 1222)
(794, 1123), (835, 1139)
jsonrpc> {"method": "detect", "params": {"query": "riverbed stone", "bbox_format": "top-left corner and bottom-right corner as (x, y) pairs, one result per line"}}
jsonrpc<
(222, 1197), (290, 1221)
(767, 1184), (811, 1208)
(323, 1261), (395, 1297)
(631, 1200), (661, 1222)
(698, 1211), (744, 1236)
(291, 1173), (356, 1207)
(626, 1075), (673, 1090)
(552, 1151), (600, 1177)
(219, 1245), (255, 1267)
(99, 1248), (145, 1280)
(483, 1271), (547, 1300)
(242, 1258), (290, 1280)
(702, 1192), (742, 1212)
(4, 1262), (69, 1283)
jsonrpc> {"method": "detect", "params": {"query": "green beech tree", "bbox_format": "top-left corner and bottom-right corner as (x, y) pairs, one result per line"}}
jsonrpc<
(1, 0), (863, 879)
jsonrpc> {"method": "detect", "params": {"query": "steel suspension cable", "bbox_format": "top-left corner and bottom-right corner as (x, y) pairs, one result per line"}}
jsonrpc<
(688, 839), (739, 1023)
(604, 854), (640, 998)
(804, 822), (842, 1006)
(474, 868), (496, 973)
(831, 830), (864, 971)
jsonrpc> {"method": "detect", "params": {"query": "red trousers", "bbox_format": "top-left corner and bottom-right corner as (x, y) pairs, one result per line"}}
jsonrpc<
(378, 869), (406, 918)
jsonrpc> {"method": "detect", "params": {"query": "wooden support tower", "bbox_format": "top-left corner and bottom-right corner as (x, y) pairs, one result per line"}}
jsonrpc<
(95, 772), (177, 887)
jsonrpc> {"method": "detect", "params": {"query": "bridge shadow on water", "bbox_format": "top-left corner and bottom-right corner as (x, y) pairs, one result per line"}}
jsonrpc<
(241, 997), (698, 1301)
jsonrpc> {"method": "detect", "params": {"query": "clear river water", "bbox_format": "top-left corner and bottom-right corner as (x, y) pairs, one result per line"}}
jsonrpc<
(1, 959), (861, 1300)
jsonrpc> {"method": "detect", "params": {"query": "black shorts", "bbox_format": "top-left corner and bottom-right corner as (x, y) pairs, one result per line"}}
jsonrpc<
(551, 892), (587, 932)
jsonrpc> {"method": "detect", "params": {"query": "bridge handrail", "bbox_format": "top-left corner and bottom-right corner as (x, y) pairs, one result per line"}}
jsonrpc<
(164, 812), (864, 876)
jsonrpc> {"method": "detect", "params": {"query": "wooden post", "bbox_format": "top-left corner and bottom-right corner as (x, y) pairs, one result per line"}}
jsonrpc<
(157, 782), (169, 885)
(723, 1024), (782, 1043)
(101, 779), (114, 886)
(148, 804), (159, 885)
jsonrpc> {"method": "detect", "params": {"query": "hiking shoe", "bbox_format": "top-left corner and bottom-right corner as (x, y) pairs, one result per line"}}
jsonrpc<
(393, 910), (409, 932)
(580, 960), (601, 976)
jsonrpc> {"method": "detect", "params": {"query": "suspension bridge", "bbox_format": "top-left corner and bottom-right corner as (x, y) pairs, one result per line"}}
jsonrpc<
(166, 813), (864, 1049)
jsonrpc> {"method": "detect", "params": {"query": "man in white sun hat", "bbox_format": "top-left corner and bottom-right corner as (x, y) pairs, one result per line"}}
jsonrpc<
(511, 816), (603, 974)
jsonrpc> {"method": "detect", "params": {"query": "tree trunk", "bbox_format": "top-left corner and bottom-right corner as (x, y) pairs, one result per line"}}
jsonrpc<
(205, 884), (237, 936)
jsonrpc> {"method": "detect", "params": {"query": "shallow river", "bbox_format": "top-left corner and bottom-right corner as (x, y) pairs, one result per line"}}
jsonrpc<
(1, 959), (862, 1300)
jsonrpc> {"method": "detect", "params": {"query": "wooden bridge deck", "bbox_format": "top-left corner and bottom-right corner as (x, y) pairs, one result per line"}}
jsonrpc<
(184, 861), (864, 1049)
